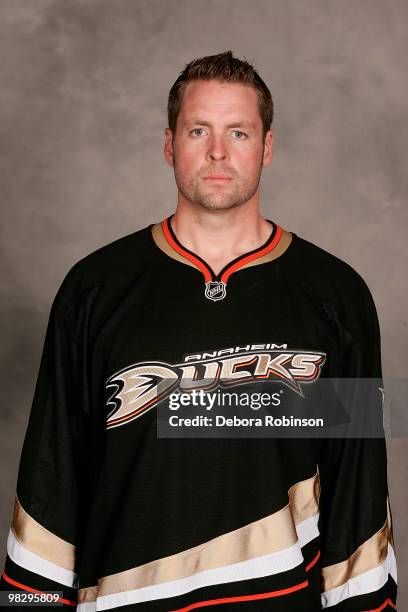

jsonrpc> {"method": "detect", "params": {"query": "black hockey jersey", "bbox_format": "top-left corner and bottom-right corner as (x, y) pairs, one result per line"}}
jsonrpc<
(0, 215), (397, 610)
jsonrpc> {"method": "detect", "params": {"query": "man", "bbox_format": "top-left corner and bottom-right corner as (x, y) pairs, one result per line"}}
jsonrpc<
(1, 51), (397, 610)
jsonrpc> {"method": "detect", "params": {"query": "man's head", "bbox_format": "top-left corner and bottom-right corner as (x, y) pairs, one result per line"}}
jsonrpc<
(164, 50), (274, 212)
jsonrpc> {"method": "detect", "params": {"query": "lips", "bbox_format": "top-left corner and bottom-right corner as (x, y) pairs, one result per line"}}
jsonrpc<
(203, 175), (232, 180)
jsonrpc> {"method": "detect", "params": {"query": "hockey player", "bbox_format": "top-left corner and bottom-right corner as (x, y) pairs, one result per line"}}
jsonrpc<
(1, 50), (397, 611)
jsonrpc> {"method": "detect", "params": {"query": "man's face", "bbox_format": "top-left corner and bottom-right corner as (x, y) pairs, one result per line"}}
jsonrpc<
(164, 79), (273, 211)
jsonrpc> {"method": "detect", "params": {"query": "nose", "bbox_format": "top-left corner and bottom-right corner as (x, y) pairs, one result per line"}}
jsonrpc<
(206, 134), (228, 161)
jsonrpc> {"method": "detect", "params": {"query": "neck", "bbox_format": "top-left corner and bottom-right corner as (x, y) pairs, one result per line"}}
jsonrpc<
(170, 204), (273, 276)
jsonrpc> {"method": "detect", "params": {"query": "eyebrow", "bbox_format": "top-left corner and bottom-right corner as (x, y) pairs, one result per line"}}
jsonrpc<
(184, 119), (256, 130)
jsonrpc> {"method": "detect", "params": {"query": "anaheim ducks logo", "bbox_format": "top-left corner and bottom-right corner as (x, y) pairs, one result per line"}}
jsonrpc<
(105, 344), (326, 430)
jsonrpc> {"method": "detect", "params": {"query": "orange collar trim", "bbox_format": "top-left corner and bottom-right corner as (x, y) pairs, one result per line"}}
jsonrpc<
(161, 215), (282, 286)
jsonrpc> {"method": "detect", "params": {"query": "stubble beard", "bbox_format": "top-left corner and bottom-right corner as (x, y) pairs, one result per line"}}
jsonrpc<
(173, 155), (264, 212)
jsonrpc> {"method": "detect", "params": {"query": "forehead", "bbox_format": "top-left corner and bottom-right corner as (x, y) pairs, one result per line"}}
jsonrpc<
(179, 79), (261, 126)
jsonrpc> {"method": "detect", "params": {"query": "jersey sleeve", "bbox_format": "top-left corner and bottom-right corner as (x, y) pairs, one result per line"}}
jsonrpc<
(318, 274), (397, 610)
(0, 267), (92, 609)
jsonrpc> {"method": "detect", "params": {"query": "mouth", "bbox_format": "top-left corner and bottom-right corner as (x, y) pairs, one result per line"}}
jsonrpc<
(203, 176), (232, 181)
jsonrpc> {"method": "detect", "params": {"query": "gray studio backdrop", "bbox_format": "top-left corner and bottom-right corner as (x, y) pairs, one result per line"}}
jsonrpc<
(1, 0), (407, 606)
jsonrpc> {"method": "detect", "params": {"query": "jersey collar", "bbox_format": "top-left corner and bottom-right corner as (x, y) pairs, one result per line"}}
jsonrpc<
(151, 214), (283, 302)
(160, 214), (282, 284)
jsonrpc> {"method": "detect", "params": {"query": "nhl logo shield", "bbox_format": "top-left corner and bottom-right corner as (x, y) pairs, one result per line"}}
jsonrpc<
(205, 281), (226, 301)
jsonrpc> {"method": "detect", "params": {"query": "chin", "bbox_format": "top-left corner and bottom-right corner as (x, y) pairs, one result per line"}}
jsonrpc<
(198, 201), (241, 211)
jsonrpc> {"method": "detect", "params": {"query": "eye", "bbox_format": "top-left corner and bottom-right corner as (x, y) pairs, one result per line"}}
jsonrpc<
(232, 130), (248, 139)
(190, 128), (206, 137)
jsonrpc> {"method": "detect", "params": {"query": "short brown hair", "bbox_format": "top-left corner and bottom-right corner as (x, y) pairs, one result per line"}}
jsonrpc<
(167, 50), (274, 140)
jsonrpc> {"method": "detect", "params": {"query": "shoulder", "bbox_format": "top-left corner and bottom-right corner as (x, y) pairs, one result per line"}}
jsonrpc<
(288, 232), (379, 320)
(51, 223), (155, 317)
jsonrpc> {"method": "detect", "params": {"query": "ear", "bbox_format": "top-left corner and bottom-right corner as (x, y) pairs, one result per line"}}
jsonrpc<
(164, 127), (175, 167)
(262, 129), (274, 168)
